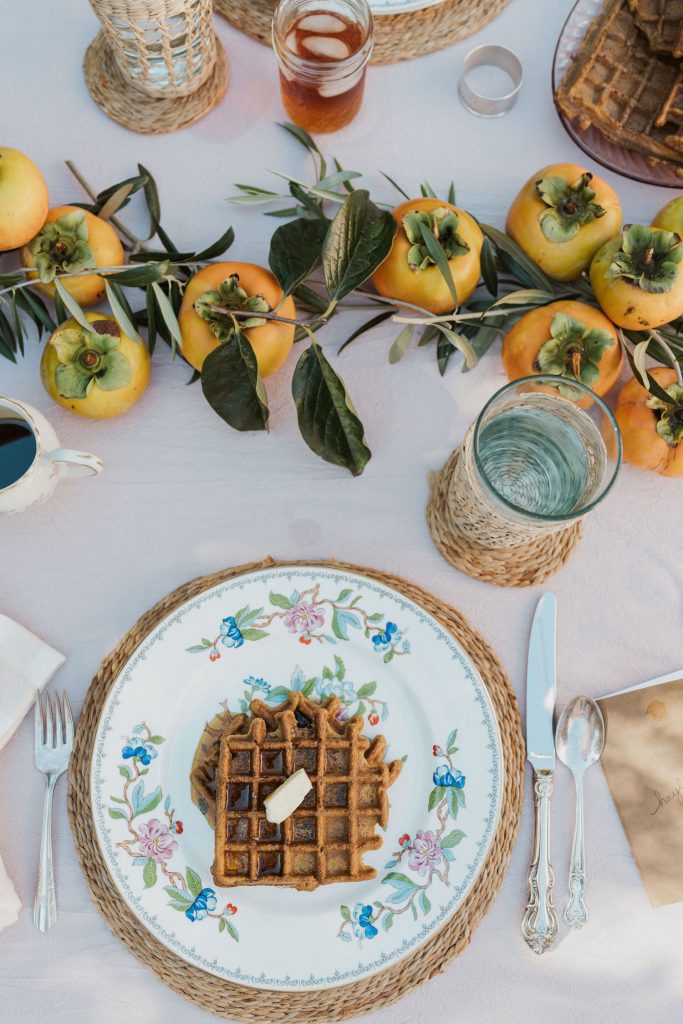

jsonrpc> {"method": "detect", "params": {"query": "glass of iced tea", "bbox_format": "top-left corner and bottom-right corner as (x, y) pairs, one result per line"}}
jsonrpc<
(272, 0), (374, 133)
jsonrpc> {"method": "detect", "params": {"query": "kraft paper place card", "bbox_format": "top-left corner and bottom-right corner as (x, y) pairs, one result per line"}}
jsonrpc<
(598, 676), (683, 908)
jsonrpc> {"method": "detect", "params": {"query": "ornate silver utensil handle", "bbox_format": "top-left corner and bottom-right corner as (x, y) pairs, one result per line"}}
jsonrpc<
(522, 771), (558, 954)
(564, 774), (588, 928)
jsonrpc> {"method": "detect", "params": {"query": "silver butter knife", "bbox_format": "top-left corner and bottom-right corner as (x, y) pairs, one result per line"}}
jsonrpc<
(522, 592), (559, 955)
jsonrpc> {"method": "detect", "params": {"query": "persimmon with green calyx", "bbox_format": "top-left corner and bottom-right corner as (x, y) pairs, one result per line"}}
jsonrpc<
(502, 299), (622, 398)
(370, 198), (483, 314)
(506, 163), (622, 281)
(179, 262), (296, 377)
(0, 148), (49, 251)
(20, 205), (125, 307)
(615, 367), (683, 477)
(589, 225), (683, 330)
(41, 313), (150, 419)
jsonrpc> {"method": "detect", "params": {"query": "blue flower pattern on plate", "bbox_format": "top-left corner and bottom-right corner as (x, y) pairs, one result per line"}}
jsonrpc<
(352, 902), (378, 939)
(122, 742), (157, 766)
(220, 616), (244, 649)
(371, 622), (399, 653)
(433, 764), (466, 788)
(185, 887), (218, 922)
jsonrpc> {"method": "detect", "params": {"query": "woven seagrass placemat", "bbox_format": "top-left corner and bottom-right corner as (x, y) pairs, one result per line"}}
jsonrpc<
(83, 31), (229, 134)
(428, 449), (583, 588)
(68, 558), (524, 1022)
(214, 0), (510, 64)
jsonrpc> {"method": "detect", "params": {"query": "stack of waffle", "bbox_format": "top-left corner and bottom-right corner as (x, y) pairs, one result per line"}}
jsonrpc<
(555, 0), (683, 177)
(192, 692), (402, 892)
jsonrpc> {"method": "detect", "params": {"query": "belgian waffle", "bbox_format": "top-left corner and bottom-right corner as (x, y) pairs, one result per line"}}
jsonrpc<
(211, 692), (402, 891)
(627, 0), (683, 59)
(555, 0), (683, 173)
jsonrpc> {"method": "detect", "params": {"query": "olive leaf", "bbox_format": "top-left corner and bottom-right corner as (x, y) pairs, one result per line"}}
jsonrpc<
(480, 235), (498, 296)
(435, 324), (477, 369)
(201, 330), (269, 432)
(278, 121), (327, 180)
(404, 207), (469, 274)
(151, 281), (182, 354)
(388, 323), (414, 364)
(90, 171), (148, 217)
(322, 190), (397, 310)
(480, 223), (555, 292)
(138, 162), (161, 239)
(0, 307), (17, 362)
(53, 278), (92, 332)
(416, 221), (460, 308)
(106, 261), (169, 286)
(292, 339), (370, 475)
(268, 217), (329, 298)
(104, 280), (142, 343)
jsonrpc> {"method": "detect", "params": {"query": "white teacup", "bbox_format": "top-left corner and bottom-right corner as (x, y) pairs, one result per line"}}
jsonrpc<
(0, 396), (102, 515)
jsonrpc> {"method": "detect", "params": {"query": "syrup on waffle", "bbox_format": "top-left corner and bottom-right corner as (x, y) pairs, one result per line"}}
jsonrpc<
(211, 692), (402, 892)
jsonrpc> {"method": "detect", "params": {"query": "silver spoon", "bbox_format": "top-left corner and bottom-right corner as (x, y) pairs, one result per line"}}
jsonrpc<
(555, 696), (605, 929)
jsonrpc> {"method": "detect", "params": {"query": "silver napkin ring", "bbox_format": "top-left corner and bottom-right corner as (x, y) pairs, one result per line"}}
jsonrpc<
(458, 45), (523, 118)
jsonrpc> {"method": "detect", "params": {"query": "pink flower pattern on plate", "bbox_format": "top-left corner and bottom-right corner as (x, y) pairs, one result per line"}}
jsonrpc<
(283, 601), (325, 635)
(137, 818), (178, 863)
(408, 829), (442, 876)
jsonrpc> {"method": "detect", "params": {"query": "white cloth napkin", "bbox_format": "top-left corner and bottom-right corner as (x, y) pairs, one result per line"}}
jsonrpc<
(0, 613), (65, 931)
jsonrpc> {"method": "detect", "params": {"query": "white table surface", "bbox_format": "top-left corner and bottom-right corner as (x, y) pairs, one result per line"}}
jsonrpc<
(1, 0), (682, 1020)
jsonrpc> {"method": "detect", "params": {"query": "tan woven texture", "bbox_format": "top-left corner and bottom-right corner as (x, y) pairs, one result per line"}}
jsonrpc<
(214, 0), (510, 64)
(68, 558), (524, 1022)
(88, 0), (218, 96)
(84, 30), (228, 133)
(428, 448), (583, 587)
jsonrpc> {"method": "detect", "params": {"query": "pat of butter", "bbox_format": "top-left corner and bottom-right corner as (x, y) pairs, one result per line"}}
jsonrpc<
(263, 768), (313, 824)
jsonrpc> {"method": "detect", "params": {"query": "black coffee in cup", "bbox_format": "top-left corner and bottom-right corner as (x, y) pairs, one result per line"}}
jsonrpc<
(0, 418), (37, 488)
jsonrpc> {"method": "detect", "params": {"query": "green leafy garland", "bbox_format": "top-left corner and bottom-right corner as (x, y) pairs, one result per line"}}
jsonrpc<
(2, 126), (683, 475)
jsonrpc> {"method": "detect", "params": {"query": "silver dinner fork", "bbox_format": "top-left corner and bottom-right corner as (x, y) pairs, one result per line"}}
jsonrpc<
(33, 690), (73, 931)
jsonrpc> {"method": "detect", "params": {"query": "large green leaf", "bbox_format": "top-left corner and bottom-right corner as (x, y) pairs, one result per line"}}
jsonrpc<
(292, 340), (370, 476)
(322, 190), (396, 307)
(201, 332), (269, 431)
(269, 217), (329, 297)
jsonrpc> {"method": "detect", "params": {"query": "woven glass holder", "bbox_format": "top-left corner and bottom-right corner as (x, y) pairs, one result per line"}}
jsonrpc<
(427, 425), (583, 589)
(427, 375), (623, 588)
(84, 0), (228, 133)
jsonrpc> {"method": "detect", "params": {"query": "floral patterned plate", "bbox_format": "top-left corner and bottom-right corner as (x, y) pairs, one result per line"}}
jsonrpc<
(91, 565), (502, 990)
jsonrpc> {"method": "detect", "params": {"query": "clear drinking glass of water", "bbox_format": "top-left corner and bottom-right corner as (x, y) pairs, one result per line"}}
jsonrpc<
(471, 375), (622, 527)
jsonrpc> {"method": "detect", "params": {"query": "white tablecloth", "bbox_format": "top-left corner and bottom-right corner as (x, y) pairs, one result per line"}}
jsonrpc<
(1, 1), (682, 1020)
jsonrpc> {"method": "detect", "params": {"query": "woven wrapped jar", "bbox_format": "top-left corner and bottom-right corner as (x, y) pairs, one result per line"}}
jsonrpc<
(427, 376), (622, 587)
(88, 0), (218, 97)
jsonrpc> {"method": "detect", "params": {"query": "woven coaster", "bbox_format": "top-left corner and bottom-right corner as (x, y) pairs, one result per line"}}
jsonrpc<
(67, 558), (524, 1022)
(83, 31), (229, 134)
(214, 0), (509, 64)
(428, 450), (583, 588)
